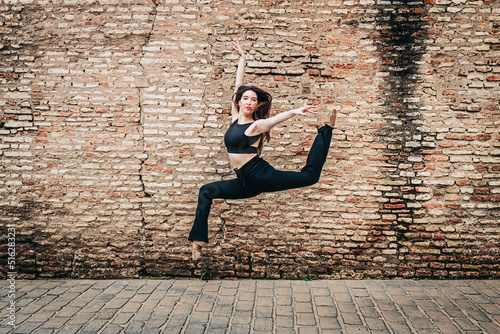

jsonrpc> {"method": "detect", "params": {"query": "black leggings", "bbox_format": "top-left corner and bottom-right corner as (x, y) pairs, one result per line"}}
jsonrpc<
(188, 125), (333, 243)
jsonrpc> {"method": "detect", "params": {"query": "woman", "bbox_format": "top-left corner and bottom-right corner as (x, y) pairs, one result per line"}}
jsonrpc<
(188, 40), (336, 260)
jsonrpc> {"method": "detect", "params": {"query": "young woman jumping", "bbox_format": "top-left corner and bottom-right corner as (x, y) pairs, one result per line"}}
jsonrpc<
(188, 40), (337, 260)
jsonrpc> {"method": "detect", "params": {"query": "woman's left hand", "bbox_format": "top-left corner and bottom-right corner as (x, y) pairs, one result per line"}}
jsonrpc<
(231, 40), (246, 59)
(293, 105), (318, 116)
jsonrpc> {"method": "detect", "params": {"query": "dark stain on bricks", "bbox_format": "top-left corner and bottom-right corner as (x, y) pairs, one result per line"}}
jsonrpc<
(371, 2), (430, 245)
(0, 202), (38, 279)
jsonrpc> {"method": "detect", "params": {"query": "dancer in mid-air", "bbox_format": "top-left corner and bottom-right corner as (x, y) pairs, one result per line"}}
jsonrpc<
(188, 40), (337, 260)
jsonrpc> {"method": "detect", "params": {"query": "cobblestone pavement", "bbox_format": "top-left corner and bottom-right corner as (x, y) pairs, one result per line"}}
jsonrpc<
(1, 279), (500, 333)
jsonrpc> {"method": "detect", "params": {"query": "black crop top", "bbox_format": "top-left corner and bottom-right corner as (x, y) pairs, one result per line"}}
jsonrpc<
(224, 119), (262, 154)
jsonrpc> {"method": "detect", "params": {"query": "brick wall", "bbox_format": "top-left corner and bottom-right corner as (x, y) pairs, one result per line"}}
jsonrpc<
(1, 0), (498, 279)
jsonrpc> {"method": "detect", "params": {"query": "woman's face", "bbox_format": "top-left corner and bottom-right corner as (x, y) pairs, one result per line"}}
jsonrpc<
(238, 90), (258, 117)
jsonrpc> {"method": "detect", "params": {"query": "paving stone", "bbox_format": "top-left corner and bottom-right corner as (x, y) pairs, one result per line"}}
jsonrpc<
(467, 309), (492, 322)
(358, 306), (380, 318)
(311, 288), (330, 296)
(110, 312), (134, 325)
(341, 312), (363, 325)
(54, 324), (83, 334)
(277, 296), (292, 305)
(235, 300), (254, 312)
(316, 306), (338, 317)
(386, 322), (413, 333)
(275, 328), (296, 334)
(454, 318), (483, 331)
(373, 300), (397, 311)
(351, 288), (370, 298)
(161, 324), (183, 334)
(253, 317), (273, 332)
(255, 297), (273, 307)
(94, 309), (118, 320)
(408, 316), (436, 330)
(378, 310), (407, 324)
(36, 317), (69, 329)
(208, 316), (230, 329)
(11, 322), (43, 334)
(432, 321), (463, 334)
(275, 315), (294, 328)
(344, 325), (371, 334)
(479, 321), (500, 333)
(337, 302), (358, 313)
(297, 326), (320, 334)
(123, 320), (146, 333)
(364, 317), (388, 331)
(119, 302), (142, 314)
(231, 311), (252, 324)
(256, 288), (273, 297)
(238, 292), (256, 301)
(228, 324), (250, 334)
(296, 312), (316, 326)
(142, 320), (167, 333)
(217, 295), (237, 306)
(204, 330), (226, 334)
(63, 312), (94, 325)
(29, 329), (55, 334)
(354, 297), (374, 308)
(188, 311), (210, 323)
(99, 324), (125, 334)
(213, 304), (233, 317)
(79, 319), (107, 333)
(294, 293), (312, 302)
(294, 302), (314, 313)
(335, 293), (354, 303)
(276, 287), (293, 296)
(255, 306), (273, 318)
(195, 301), (215, 312)
(27, 311), (56, 322)
(314, 296), (334, 306)
(318, 316), (342, 330)
(276, 305), (294, 316)
(103, 298), (129, 310)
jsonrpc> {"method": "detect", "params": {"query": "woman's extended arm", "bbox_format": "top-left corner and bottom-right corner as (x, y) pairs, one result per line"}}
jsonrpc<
(231, 40), (245, 122)
(247, 106), (318, 136)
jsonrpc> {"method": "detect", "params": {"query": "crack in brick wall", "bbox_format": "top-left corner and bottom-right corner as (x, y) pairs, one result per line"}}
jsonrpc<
(136, 0), (159, 277)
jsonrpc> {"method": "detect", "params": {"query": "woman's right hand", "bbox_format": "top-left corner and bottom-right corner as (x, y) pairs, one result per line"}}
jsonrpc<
(231, 40), (245, 59)
(293, 105), (319, 116)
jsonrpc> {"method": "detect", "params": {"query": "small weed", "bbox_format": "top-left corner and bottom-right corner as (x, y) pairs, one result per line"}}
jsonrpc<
(200, 268), (211, 280)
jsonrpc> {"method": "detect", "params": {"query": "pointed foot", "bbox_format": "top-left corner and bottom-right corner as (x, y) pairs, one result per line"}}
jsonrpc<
(192, 240), (204, 261)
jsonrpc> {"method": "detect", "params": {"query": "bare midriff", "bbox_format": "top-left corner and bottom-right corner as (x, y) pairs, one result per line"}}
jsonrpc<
(228, 153), (258, 170)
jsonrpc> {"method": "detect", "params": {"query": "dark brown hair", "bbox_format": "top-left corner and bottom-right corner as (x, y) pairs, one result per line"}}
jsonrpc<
(233, 85), (272, 154)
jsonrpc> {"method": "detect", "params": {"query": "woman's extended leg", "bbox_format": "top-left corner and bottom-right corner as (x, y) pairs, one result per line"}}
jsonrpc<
(258, 125), (333, 191)
(188, 178), (261, 243)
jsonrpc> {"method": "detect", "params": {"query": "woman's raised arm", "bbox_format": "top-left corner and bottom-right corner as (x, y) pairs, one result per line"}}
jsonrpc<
(248, 106), (319, 136)
(231, 40), (246, 121)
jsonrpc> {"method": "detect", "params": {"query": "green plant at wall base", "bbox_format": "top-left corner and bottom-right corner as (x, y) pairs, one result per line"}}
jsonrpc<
(200, 269), (210, 280)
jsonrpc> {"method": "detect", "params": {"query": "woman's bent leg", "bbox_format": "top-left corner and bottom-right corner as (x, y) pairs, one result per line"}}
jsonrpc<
(188, 179), (261, 243)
